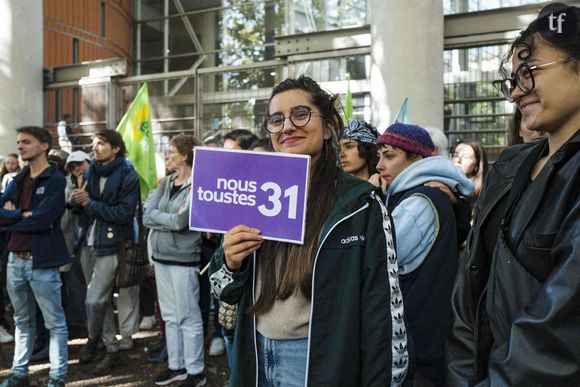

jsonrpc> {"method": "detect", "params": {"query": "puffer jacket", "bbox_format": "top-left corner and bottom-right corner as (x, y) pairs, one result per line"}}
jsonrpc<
(209, 171), (409, 386)
(447, 130), (580, 386)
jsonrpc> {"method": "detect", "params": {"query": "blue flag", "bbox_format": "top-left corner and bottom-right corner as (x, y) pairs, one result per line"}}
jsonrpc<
(393, 97), (410, 124)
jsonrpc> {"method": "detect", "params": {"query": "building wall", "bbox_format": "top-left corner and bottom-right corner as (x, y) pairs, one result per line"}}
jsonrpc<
(43, 0), (133, 135)
(44, 0), (133, 67)
(0, 0), (43, 158)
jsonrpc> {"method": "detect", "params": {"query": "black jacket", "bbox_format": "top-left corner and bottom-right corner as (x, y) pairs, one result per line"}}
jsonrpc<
(389, 186), (458, 387)
(209, 172), (409, 386)
(447, 130), (580, 386)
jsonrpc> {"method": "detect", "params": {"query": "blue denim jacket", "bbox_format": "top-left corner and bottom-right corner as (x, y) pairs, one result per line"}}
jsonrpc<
(0, 165), (71, 269)
(80, 159), (140, 257)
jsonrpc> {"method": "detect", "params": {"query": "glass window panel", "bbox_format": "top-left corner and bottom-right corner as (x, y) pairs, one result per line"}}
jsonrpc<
(284, 0), (368, 34)
(294, 55), (369, 82)
(137, 1), (283, 70)
(140, 59), (165, 75)
(139, 0), (165, 15)
(140, 20), (165, 59)
(201, 67), (282, 95)
(199, 100), (268, 142)
(444, 0), (548, 14)
(444, 44), (514, 160)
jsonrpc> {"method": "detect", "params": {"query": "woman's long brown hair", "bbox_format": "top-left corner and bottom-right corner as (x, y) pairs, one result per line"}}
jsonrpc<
(0, 153), (20, 180)
(249, 76), (344, 315)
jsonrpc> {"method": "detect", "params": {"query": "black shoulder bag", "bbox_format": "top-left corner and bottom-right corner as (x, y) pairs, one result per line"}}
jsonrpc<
(116, 193), (148, 288)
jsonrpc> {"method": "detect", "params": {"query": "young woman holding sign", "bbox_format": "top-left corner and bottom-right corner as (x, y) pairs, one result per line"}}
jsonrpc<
(209, 76), (407, 386)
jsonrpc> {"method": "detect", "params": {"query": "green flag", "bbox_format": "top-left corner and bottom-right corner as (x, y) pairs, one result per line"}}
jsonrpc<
(393, 97), (410, 125)
(344, 75), (353, 122)
(116, 83), (157, 198)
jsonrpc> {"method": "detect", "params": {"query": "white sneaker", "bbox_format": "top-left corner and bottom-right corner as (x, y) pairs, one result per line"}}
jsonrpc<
(209, 337), (225, 357)
(139, 315), (157, 330)
(0, 325), (14, 344)
(119, 336), (134, 351)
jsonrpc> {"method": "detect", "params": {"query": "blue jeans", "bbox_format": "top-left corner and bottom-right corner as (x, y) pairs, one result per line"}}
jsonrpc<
(257, 332), (308, 387)
(222, 326), (234, 370)
(6, 253), (68, 380)
(155, 263), (205, 375)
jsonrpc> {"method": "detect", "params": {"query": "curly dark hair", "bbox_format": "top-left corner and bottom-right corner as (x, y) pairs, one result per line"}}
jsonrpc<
(357, 141), (378, 175)
(499, 5), (580, 80)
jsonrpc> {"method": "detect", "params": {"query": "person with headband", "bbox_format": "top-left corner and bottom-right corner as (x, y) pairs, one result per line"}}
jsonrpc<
(340, 120), (380, 181)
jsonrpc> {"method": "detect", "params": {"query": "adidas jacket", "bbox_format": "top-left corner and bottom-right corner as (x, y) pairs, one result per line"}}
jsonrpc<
(210, 171), (408, 386)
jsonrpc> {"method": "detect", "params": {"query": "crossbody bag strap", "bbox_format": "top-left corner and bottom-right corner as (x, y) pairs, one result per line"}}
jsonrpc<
(136, 191), (145, 248)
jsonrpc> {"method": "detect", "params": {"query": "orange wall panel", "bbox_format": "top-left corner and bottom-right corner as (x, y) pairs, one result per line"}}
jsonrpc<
(44, 0), (133, 69)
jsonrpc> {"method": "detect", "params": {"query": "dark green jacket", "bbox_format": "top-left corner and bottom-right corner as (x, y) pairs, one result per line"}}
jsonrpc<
(209, 172), (408, 386)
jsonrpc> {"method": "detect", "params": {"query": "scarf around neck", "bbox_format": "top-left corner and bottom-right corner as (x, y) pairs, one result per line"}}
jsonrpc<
(87, 156), (127, 204)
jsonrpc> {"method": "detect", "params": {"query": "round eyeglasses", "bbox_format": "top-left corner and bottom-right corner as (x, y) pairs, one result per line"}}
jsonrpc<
(264, 105), (325, 134)
(493, 58), (573, 103)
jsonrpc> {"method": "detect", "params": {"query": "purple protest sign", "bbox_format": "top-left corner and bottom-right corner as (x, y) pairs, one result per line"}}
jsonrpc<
(189, 147), (310, 244)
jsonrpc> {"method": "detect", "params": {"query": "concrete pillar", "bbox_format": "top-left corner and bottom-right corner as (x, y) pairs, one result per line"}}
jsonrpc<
(0, 0), (43, 157)
(370, 0), (444, 131)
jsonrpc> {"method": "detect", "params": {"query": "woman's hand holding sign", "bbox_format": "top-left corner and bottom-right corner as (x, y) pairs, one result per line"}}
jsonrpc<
(223, 225), (263, 271)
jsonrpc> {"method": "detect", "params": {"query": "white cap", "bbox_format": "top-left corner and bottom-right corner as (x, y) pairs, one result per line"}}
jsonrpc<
(65, 151), (91, 167)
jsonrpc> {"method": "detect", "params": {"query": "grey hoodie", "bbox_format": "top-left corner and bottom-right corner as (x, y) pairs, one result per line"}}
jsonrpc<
(386, 156), (475, 200)
(143, 173), (201, 265)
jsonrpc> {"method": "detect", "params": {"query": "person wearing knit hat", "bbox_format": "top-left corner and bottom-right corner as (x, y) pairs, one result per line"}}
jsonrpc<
(374, 122), (474, 386)
(340, 120), (380, 180)
(376, 123), (435, 159)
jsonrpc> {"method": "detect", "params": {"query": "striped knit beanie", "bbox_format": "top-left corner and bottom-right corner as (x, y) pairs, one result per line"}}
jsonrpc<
(376, 123), (434, 158)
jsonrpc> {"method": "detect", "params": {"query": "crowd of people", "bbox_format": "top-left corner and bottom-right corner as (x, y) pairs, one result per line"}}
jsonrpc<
(0, 11), (579, 387)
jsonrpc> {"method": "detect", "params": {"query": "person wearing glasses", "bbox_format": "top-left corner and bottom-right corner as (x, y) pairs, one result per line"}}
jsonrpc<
(144, 134), (207, 387)
(450, 139), (488, 208)
(209, 76), (408, 386)
(447, 7), (580, 386)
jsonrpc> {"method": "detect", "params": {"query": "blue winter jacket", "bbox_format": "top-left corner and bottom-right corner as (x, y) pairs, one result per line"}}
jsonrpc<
(0, 165), (71, 269)
(79, 157), (140, 257)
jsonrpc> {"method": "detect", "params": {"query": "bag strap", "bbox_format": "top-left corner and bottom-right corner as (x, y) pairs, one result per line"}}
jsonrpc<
(115, 184), (145, 250)
(136, 190), (145, 249)
(72, 222), (89, 257)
